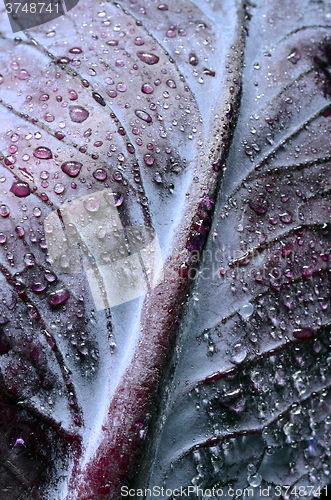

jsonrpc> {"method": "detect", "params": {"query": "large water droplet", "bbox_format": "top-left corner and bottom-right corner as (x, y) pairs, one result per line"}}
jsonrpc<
(61, 161), (83, 177)
(280, 212), (292, 224)
(135, 109), (152, 123)
(33, 146), (53, 159)
(116, 83), (127, 92)
(0, 205), (10, 217)
(238, 302), (254, 318)
(47, 288), (70, 307)
(10, 181), (30, 197)
(92, 92), (106, 106)
(69, 47), (82, 54)
(248, 474), (262, 487)
(23, 253), (35, 267)
(93, 168), (107, 181)
(68, 89), (78, 100)
(248, 201), (267, 215)
(141, 83), (154, 94)
(137, 51), (160, 65)
(84, 195), (100, 212)
(104, 191), (124, 207)
(144, 154), (155, 166)
(17, 69), (30, 80)
(69, 105), (89, 123)
(166, 79), (176, 88)
(189, 53), (198, 66)
(293, 327), (314, 340)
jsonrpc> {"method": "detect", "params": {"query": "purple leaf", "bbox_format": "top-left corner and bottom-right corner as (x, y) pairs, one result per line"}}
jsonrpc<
(0, 0), (330, 498)
(145, 0), (331, 496)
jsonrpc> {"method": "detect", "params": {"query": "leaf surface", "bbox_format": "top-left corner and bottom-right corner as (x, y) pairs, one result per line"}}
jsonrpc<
(0, 0), (244, 497)
(145, 0), (331, 497)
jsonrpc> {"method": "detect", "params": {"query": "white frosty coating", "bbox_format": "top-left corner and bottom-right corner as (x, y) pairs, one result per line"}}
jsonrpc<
(44, 189), (164, 310)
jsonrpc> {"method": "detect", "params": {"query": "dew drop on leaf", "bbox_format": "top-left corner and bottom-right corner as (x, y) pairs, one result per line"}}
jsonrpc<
(10, 181), (30, 197)
(69, 105), (90, 123)
(47, 288), (70, 307)
(93, 168), (107, 181)
(135, 110), (152, 123)
(92, 93), (106, 106)
(142, 83), (154, 94)
(61, 161), (83, 177)
(33, 146), (53, 159)
(0, 204), (10, 217)
(104, 191), (124, 207)
(137, 51), (160, 65)
(84, 195), (100, 212)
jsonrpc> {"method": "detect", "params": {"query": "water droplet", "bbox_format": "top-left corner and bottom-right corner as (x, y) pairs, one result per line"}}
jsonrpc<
(248, 474), (262, 487)
(69, 105), (89, 123)
(93, 168), (107, 181)
(33, 146), (52, 159)
(15, 226), (25, 238)
(280, 212), (292, 224)
(33, 207), (41, 217)
(135, 109), (152, 123)
(69, 47), (82, 54)
(142, 83), (154, 94)
(44, 113), (55, 122)
(188, 53), (199, 67)
(158, 3), (168, 10)
(127, 143), (135, 154)
(104, 191), (124, 207)
(68, 89), (78, 100)
(232, 344), (247, 364)
(134, 37), (144, 46)
(92, 92), (106, 106)
(288, 48), (301, 64)
(293, 327), (314, 340)
(107, 90), (117, 98)
(144, 154), (155, 166)
(166, 79), (176, 88)
(55, 131), (65, 140)
(32, 282), (47, 293)
(0, 205), (10, 217)
(54, 183), (65, 194)
(113, 171), (123, 182)
(84, 195), (100, 212)
(166, 28), (176, 38)
(116, 83), (127, 92)
(17, 69), (30, 80)
(45, 270), (57, 282)
(23, 253), (35, 267)
(248, 201), (267, 214)
(0, 234), (7, 244)
(10, 181), (30, 197)
(47, 288), (70, 307)
(61, 161), (82, 177)
(238, 302), (254, 318)
(137, 51), (160, 65)
(154, 172), (162, 183)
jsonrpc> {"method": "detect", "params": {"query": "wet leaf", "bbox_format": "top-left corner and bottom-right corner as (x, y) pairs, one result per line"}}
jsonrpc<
(0, 0), (330, 498)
